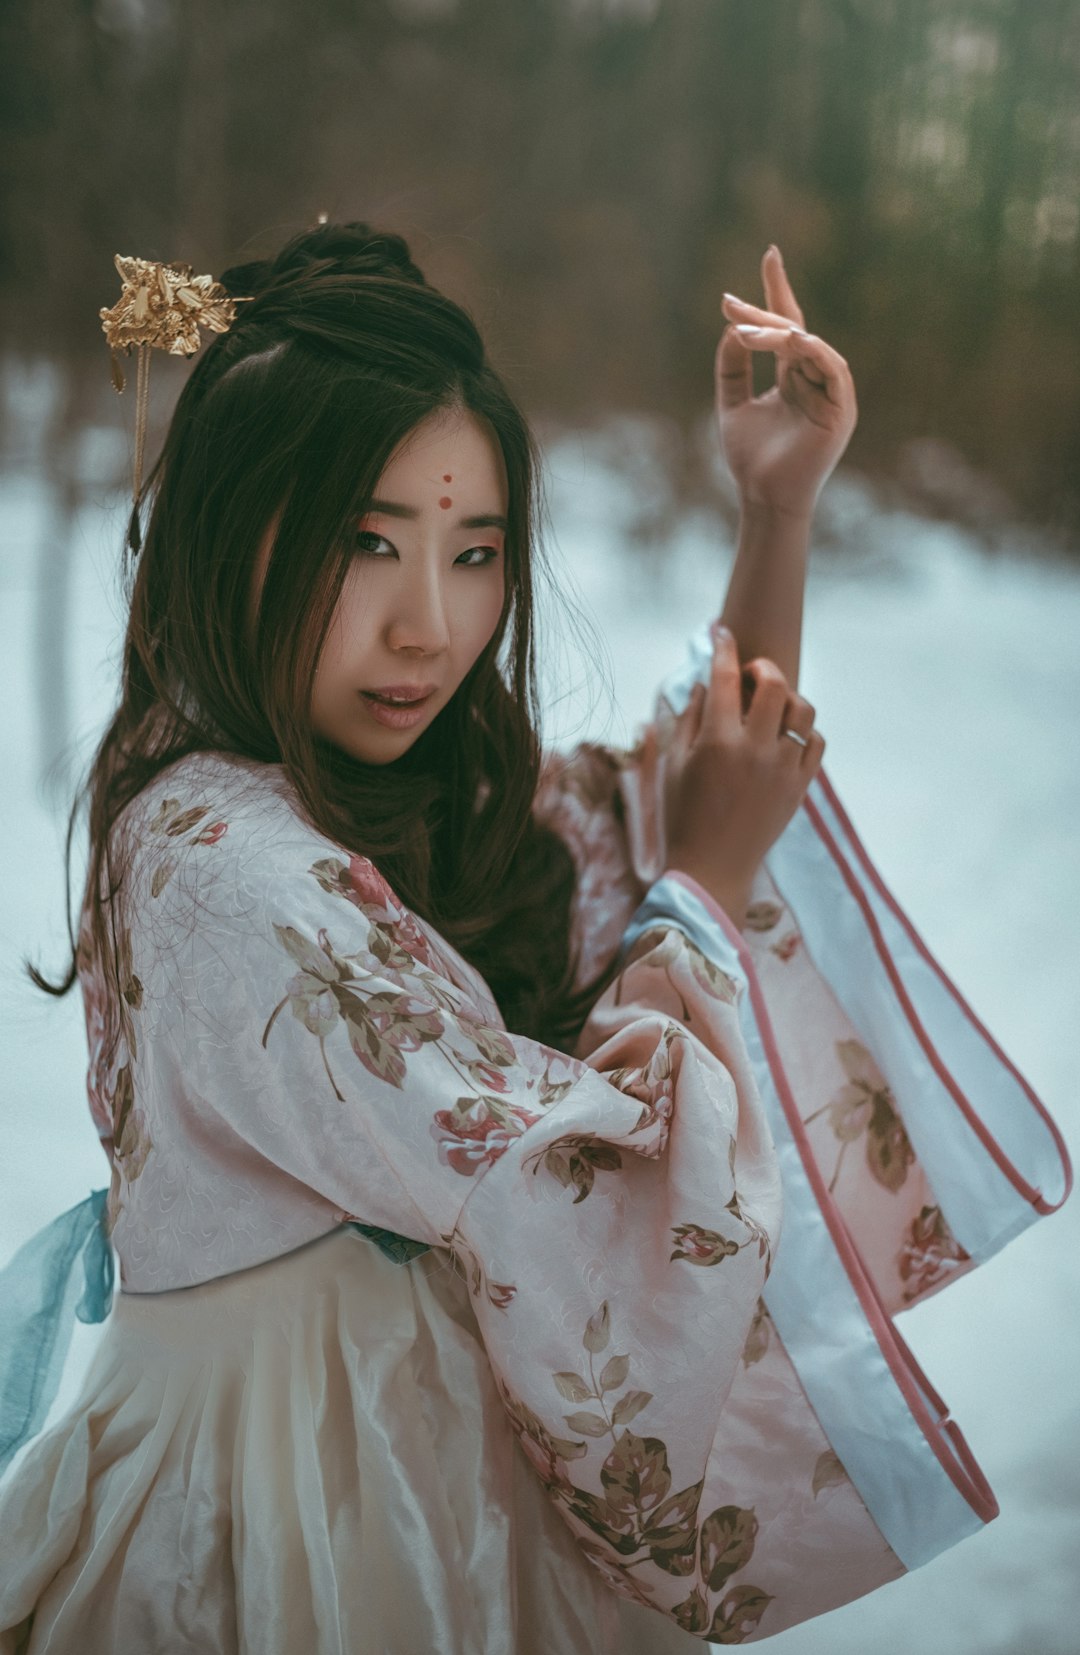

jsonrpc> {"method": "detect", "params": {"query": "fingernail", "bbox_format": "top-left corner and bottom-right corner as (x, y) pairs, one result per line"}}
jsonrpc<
(735, 324), (765, 335)
(712, 619), (731, 637)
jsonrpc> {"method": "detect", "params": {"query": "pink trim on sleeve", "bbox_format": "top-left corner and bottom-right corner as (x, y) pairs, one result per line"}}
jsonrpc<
(662, 869), (739, 934)
(675, 885), (999, 1525)
(807, 768), (1072, 1214)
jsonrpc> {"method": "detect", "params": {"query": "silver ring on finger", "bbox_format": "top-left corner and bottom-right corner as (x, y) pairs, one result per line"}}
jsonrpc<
(780, 726), (810, 748)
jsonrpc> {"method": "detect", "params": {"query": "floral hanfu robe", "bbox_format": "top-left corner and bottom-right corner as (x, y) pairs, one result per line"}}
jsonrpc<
(0, 619), (1070, 1654)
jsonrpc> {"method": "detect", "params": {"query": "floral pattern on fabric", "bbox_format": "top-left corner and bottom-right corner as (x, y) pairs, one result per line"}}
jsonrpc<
(77, 791), (231, 1235)
(741, 1298), (772, 1368)
(537, 723), (990, 1332)
(897, 1204), (972, 1302)
(492, 1298), (774, 1643)
(537, 741), (964, 1320)
(802, 1037), (915, 1196)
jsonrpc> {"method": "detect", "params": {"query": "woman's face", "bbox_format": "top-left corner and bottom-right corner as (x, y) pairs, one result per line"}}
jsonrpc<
(251, 406), (509, 764)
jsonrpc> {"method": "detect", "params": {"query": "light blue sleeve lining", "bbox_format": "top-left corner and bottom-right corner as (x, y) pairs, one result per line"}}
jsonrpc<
(613, 871), (748, 985)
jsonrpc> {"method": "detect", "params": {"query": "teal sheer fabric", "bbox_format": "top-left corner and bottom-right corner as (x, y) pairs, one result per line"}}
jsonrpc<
(345, 1222), (431, 1265)
(0, 1188), (114, 1478)
(0, 1189), (430, 1478)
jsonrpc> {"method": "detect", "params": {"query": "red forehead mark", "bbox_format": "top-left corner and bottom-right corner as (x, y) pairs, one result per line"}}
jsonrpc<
(443, 474), (452, 482)
(438, 496), (452, 509)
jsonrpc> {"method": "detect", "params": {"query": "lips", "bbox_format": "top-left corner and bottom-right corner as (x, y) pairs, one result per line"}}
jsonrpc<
(363, 684), (436, 703)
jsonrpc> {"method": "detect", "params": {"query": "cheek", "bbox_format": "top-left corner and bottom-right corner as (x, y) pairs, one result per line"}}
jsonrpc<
(474, 572), (507, 642)
(315, 593), (367, 690)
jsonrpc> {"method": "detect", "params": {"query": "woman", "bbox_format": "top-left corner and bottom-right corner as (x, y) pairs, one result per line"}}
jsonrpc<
(0, 222), (1068, 1652)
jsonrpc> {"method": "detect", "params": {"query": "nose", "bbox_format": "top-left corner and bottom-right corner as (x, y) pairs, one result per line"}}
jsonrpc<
(384, 558), (452, 656)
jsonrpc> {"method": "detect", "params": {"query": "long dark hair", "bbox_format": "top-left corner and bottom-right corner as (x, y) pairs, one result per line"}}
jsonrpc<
(28, 220), (626, 1061)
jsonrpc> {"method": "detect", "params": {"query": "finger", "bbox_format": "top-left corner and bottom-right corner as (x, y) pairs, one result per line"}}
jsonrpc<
(715, 324), (753, 410)
(742, 660), (791, 743)
(732, 325), (828, 388)
(800, 726), (826, 770)
(762, 245), (807, 329)
(681, 678), (707, 745)
(779, 695), (816, 740)
(703, 624), (744, 743)
(722, 293), (807, 332)
(733, 326), (849, 398)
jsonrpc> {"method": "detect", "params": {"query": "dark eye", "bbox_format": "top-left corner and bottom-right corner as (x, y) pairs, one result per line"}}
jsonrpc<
(354, 531), (500, 568)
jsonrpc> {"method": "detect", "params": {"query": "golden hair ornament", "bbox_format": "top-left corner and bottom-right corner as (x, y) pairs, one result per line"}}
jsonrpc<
(99, 253), (253, 550)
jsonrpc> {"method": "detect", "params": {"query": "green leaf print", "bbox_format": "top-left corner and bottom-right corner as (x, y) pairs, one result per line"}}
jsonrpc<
(699, 1505), (757, 1592)
(523, 1134), (623, 1203)
(610, 1389), (651, 1426)
(812, 1449), (849, 1497)
(511, 1303), (773, 1635)
(600, 1430), (672, 1519)
(710, 1583), (774, 1643)
(804, 1037), (914, 1195)
(563, 1412), (611, 1438)
(144, 795), (227, 897)
(672, 1585), (712, 1634)
(599, 1353), (630, 1392)
(742, 900), (784, 933)
(741, 1299), (771, 1367)
(553, 1372), (594, 1403)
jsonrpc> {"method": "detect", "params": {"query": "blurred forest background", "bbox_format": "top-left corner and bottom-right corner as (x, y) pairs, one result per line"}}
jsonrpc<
(1, 0), (1079, 545)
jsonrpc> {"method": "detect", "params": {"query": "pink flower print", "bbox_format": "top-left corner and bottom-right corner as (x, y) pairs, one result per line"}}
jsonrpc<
(430, 1100), (541, 1176)
(393, 909), (440, 968)
(487, 1279), (517, 1310)
(192, 819), (228, 846)
(346, 854), (439, 967)
(347, 855), (394, 914)
(898, 1204), (971, 1302)
(772, 930), (801, 962)
(669, 1221), (740, 1267)
(471, 1060), (511, 1094)
(431, 1107), (518, 1176)
(512, 1421), (577, 1499)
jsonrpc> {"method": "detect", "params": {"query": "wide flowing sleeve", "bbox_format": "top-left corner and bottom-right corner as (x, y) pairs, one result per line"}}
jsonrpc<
(551, 618), (1072, 1321)
(529, 619), (1073, 1635)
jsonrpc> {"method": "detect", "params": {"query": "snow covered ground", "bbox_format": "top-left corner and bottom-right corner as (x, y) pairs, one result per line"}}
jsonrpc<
(1, 425), (1078, 1654)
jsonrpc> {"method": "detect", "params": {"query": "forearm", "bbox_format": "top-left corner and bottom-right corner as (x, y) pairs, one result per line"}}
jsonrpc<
(717, 502), (812, 692)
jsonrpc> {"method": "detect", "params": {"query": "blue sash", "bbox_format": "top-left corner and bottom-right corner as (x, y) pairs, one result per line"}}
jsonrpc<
(0, 1188), (114, 1478)
(0, 1189), (429, 1478)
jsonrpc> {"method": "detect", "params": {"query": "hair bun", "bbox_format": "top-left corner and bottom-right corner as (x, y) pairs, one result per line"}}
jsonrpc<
(218, 221), (426, 302)
(216, 257), (276, 299)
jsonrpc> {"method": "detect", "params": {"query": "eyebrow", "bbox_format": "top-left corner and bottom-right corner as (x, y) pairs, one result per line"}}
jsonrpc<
(364, 498), (507, 532)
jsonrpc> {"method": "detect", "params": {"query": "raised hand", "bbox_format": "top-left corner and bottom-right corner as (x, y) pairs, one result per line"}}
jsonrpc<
(715, 246), (857, 520)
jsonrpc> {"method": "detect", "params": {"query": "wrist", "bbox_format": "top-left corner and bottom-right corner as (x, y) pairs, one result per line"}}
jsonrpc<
(664, 863), (752, 932)
(737, 494), (816, 528)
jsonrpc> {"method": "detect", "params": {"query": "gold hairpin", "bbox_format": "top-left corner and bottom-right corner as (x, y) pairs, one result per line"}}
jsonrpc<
(100, 253), (253, 547)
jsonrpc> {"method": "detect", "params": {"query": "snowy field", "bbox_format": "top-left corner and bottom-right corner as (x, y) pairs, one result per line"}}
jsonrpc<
(1, 423), (1078, 1654)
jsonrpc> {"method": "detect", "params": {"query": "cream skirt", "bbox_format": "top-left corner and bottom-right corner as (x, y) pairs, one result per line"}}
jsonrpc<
(0, 1225), (701, 1655)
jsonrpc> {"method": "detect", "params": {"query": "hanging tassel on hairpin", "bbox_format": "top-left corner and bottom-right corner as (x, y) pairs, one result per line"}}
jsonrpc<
(99, 253), (254, 554)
